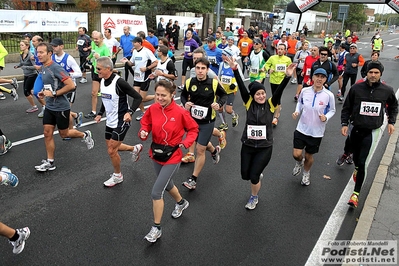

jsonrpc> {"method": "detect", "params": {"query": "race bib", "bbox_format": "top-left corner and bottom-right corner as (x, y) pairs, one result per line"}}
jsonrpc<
(276, 64), (286, 72)
(359, 101), (381, 117)
(184, 45), (191, 52)
(247, 125), (266, 140)
(208, 56), (216, 64)
(43, 84), (53, 91)
(134, 70), (145, 82)
(221, 75), (232, 85)
(306, 68), (311, 76)
(191, 105), (208, 120)
(250, 68), (259, 74)
(242, 42), (248, 47)
(76, 40), (85, 46)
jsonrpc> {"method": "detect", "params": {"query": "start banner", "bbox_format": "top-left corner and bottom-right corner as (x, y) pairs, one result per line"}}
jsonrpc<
(101, 13), (147, 37)
(0, 9), (88, 32)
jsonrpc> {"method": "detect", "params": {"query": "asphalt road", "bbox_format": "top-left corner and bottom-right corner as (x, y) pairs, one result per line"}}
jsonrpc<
(1, 33), (398, 265)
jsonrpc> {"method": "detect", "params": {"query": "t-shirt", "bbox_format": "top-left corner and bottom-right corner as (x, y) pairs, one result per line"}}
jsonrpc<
(130, 47), (158, 82)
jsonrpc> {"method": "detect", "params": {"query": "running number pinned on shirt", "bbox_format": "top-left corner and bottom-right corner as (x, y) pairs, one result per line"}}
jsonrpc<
(247, 125), (267, 140)
(360, 102), (381, 116)
(191, 105), (208, 120)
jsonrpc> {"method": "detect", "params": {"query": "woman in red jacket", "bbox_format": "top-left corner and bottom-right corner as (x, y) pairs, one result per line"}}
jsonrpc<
(139, 80), (199, 243)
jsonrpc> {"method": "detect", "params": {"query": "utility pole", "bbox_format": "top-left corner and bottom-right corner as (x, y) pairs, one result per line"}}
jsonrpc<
(216, 0), (221, 29)
(341, 13), (345, 34)
(327, 2), (332, 33)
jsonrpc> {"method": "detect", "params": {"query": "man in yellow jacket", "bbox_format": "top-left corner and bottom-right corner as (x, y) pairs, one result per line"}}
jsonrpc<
(0, 41), (18, 100)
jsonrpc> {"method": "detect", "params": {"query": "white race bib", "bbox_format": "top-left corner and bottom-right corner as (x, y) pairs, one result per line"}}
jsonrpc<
(359, 101), (381, 117)
(242, 42), (248, 47)
(208, 56), (216, 64)
(250, 68), (259, 74)
(221, 75), (232, 85)
(134, 70), (145, 82)
(43, 84), (53, 91)
(191, 105), (208, 120)
(76, 40), (85, 46)
(247, 125), (267, 140)
(184, 45), (191, 52)
(276, 64), (286, 72)
(306, 68), (311, 76)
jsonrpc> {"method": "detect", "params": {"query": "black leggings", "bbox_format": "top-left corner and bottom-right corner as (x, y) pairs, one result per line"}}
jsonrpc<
(341, 73), (357, 97)
(181, 58), (194, 77)
(124, 56), (134, 81)
(241, 144), (273, 184)
(23, 74), (37, 97)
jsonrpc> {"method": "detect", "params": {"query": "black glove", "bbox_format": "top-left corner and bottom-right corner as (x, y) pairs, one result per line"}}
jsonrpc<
(229, 84), (236, 90)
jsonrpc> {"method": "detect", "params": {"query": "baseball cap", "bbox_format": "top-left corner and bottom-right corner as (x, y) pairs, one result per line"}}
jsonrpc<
(350, 43), (357, 48)
(50, 38), (64, 46)
(253, 38), (262, 44)
(227, 36), (234, 41)
(313, 68), (328, 77)
(222, 49), (233, 57)
(24, 33), (32, 39)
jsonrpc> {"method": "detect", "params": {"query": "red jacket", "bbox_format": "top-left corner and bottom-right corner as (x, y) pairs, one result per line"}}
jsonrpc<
(302, 55), (319, 85)
(139, 100), (199, 165)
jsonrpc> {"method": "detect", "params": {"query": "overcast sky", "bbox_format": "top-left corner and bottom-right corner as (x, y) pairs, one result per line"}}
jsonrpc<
(367, 4), (395, 14)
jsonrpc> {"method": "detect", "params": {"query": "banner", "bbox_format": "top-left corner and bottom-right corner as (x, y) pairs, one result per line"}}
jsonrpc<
(282, 12), (301, 34)
(387, 0), (399, 13)
(225, 18), (242, 31)
(101, 13), (147, 37)
(155, 15), (203, 31)
(294, 0), (321, 12)
(0, 9), (88, 32)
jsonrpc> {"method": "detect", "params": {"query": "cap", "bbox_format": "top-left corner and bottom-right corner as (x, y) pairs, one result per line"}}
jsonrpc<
(350, 43), (357, 48)
(50, 38), (64, 46)
(222, 48), (233, 57)
(253, 38), (262, 44)
(227, 36), (234, 41)
(366, 61), (384, 74)
(248, 81), (266, 98)
(132, 37), (142, 43)
(24, 33), (32, 39)
(313, 68), (328, 78)
(207, 36), (216, 42)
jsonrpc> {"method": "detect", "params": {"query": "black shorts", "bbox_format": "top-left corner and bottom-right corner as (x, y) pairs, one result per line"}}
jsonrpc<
(43, 109), (70, 130)
(66, 88), (77, 103)
(296, 68), (304, 85)
(293, 130), (322, 154)
(196, 122), (214, 146)
(91, 71), (101, 82)
(80, 56), (87, 72)
(133, 80), (151, 92)
(105, 125), (130, 142)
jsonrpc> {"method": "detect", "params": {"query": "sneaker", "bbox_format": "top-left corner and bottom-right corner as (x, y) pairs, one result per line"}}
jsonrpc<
(83, 130), (94, 150)
(301, 172), (310, 186)
(245, 195), (259, 210)
(336, 90), (341, 97)
(11, 88), (18, 101)
(79, 78), (87, 84)
(338, 96), (344, 102)
(177, 85), (184, 91)
(35, 160), (56, 172)
(11, 78), (19, 90)
(9, 227), (30, 254)
(144, 226), (162, 243)
(75, 112), (83, 128)
(171, 199), (189, 218)
(181, 153), (195, 163)
(232, 114), (239, 127)
(218, 123), (229, 131)
(84, 112), (96, 119)
(136, 112), (145, 121)
(5, 139), (12, 152)
(26, 106), (39, 113)
(212, 145), (221, 164)
(336, 154), (348, 166)
(103, 173), (123, 187)
(0, 135), (8, 155)
(218, 131), (227, 149)
(265, 73), (270, 78)
(0, 166), (19, 187)
(291, 78), (297, 84)
(351, 169), (357, 182)
(182, 177), (197, 190)
(131, 144), (143, 162)
(0, 93), (6, 100)
(272, 117), (278, 127)
(345, 153), (354, 164)
(37, 108), (45, 118)
(348, 193), (359, 208)
(294, 94), (298, 102)
(292, 159), (304, 176)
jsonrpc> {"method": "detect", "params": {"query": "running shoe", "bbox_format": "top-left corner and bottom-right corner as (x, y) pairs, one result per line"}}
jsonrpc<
(181, 153), (195, 163)
(26, 106), (39, 113)
(218, 131), (226, 149)
(75, 112), (83, 128)
(301, 172), (310, 186)
(292, 159), (304, 176)
(245, 195), (259, 210)
(79, 78), (87, 84)
(348, 193), (359, 208)
(131, 144), (143, 162)
(212, 145), (221, 164)
(1, 138), (13, 155)
(9, 227), (30, 254)
(345, 153), (354, 164)
(182, 177), (197, 190)
(336, 154), (348, 166)
(232, 113), (239, 127)
(0, 166), (19, 187)
(136, 112), (145, 121)
(11, 78), (19, 90)
(35, 160), (56, 172)
(144, 226), (162, 243)
(37, 108), (45, 118)
(83, 130), (94, 150)
(294, 95), (298, 102)
(338, 96), (344, 102)
(11, 88), (18, 101)
(171, 199), (189, 218)
(218, 123), (229, 131)
(272, 117), (278, 127)
(336, 90), (341, 97)
(0, 93), (5, 100)
(351, 169), (357, 182)
(84, 112), (96, 119)
(177, 85), (184, 91)
(291, 78), (297, 84)
(103, 173), (123, 187)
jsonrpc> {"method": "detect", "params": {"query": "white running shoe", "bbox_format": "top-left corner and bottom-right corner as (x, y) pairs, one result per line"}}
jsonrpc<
(103, 173), (123, 187)
(292, 159), (304, 176)
(171, 199), (189, 218)
(83, 130), (94, 150)
(144, 226), (162, 243)
(35, 160), (56, 172)
(9, 227), (30, 254)
(131, 144), (143, 162)
(79, 78), (87, 84)
(301, 172), (310, 186)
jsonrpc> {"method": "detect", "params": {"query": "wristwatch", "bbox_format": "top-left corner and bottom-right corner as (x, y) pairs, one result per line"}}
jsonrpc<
(52, 90), (57, 97)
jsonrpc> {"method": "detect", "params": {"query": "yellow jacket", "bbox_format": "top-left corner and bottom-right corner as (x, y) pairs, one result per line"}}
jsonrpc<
(0, 42), (8, 68)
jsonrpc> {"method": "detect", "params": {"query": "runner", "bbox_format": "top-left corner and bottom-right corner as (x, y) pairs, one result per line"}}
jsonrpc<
(293, 42), (311, 101)
(0, 129), (12, 155)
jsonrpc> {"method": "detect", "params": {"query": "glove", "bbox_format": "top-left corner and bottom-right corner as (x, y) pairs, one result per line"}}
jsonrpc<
(229, 84), (236, 90)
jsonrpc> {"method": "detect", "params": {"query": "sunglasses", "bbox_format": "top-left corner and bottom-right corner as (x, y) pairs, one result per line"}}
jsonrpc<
(96, 67), (103, 71)
(350, 47), (356, 49)
(320, 53), (328, 56)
